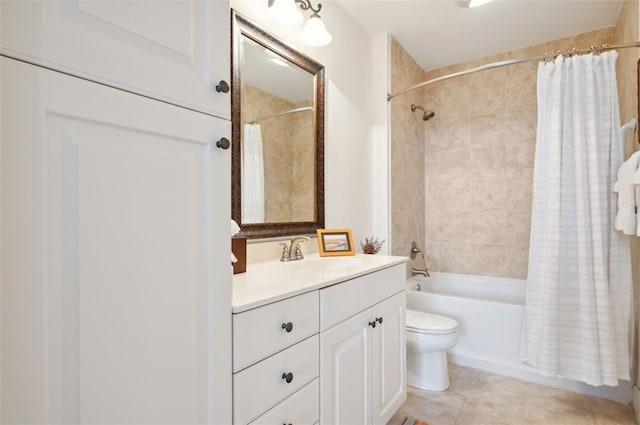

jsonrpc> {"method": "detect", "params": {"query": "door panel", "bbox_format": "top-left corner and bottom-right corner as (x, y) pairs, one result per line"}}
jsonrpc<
(1, 56), (231, 424)
(1, 0), (230, 118)
(320, 309), (372, 425)
(373, 292), (406, 425)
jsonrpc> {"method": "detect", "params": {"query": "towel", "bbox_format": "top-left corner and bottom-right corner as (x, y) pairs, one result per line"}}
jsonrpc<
(613, 151), (640, 235)
(231, 219), (241, 237)
(231, 219), (241, 263)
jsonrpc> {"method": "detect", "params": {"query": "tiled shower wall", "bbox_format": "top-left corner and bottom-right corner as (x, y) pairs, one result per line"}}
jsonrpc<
(389, 38), (426, 275)
(391, 28), (618, 279)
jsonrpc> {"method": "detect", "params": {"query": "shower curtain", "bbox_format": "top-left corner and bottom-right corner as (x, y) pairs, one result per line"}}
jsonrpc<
(242, 123), (265, 223)
(522, 51), (633, 386)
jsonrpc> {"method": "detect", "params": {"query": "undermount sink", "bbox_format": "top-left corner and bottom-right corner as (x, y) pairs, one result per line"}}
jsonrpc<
(294, 256), (364, 270)
(285, 253), (364, 275)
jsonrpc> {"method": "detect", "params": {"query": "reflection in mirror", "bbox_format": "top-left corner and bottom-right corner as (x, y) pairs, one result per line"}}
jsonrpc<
(232, 10), (325, 238)
(241, 36), (315, 223)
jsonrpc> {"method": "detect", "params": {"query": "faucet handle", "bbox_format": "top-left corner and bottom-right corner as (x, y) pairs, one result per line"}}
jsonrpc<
(410, 241), (423, 260)
(279, 242), (291, 262)
(294, 244), (304, 260)
(290, 236), (310, 260)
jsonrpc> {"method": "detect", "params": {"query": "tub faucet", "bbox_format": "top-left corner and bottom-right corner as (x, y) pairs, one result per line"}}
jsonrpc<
(411, 267), (430, 277)
(279, 236), (310, 262)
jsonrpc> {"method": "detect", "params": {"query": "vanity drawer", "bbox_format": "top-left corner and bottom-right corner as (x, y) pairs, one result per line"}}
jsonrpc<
(234, 335), (319, 425)
(320, 264), (404, 331)
(233, 290), (319, 372)
(249, 378), (319, 425)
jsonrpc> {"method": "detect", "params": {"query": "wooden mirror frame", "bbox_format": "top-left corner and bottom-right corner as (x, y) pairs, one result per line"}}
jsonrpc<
(231, 10), (325, 239)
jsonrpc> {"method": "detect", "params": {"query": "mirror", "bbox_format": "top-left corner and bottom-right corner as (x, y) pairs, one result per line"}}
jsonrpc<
(231, 10), (325, 239)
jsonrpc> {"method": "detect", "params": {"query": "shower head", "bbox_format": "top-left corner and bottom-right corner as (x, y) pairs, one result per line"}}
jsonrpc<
(423, 110), (436, 121)
(410, 104), (436, 121)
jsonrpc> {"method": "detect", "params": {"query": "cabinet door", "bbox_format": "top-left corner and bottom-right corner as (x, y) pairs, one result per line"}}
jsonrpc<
(320, 309), (373, 425)
(1, 0), (230, 119)
(372, 292), (406, 425)
(0, 57), (231, 424)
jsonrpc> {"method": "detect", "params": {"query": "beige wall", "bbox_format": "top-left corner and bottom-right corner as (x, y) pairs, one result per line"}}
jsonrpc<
(389, 38), (426, 275)
(291, 100), (315, 221)
(615, 0), (639, 136)
(241, 85), (314, 223)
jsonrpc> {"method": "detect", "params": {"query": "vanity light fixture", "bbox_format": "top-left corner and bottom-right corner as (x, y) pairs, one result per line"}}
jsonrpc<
(268, 0), (333, 47)
(456, 0), (494, 7)
(268, 0), (304, 25)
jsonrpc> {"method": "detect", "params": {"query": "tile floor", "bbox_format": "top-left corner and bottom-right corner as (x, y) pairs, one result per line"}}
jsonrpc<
(388, 364), (637, 425)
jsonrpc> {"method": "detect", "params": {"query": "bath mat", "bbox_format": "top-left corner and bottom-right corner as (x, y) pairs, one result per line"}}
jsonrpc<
(400, 417), (429, 425)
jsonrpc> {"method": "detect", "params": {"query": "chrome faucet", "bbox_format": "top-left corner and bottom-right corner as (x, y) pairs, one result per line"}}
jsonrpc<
(279, 236), (310, 262)
(411, 267), (430, 277)
(409, 241), (430, 277)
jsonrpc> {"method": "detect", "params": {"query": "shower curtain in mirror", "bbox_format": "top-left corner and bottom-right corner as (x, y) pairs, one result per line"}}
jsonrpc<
(242, 124), (265, 223)
(522, 51), (633, 386)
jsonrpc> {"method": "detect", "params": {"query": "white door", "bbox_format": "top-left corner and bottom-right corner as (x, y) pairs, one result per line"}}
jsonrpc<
(1, 57), (232, 424)
(1, 0), (230, 119)
(372, 292), (406, 425)
(320, 309), (373, 425)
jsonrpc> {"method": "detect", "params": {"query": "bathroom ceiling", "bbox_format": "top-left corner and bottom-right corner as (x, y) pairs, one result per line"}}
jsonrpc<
(335, 0), (625, 72)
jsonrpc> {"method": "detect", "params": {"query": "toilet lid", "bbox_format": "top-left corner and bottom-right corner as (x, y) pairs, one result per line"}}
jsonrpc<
(406, 309), (458, 334)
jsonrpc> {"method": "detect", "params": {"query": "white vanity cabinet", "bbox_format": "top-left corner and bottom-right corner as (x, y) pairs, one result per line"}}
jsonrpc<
(0, 0), (230, 119)
(1, 56), (232, 424)
(1, 2), (232, 423)
(232, 256), (407, 425)
(232, 291), (320, 425)
(320, 264), (406, 425)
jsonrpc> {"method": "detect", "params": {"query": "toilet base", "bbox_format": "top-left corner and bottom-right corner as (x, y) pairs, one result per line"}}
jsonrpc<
(407, 351), (450, 391)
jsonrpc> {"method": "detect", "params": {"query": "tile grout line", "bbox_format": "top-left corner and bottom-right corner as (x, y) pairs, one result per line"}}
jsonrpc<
(453, 397), (467, 425)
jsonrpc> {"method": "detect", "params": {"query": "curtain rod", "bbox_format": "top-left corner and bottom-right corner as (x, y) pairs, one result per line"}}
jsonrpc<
(246, 106), (313, 125)
(387, 41), (640, 101)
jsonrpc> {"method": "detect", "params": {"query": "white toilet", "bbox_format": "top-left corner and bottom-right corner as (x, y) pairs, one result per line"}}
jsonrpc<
(405, 309), (458, 391)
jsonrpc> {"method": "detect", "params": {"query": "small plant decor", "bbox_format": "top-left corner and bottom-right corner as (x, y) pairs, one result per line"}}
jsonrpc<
(361, 236), (385, 255)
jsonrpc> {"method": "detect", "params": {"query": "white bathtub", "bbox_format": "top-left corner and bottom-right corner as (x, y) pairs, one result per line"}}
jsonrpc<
(406, 272), (631, 403)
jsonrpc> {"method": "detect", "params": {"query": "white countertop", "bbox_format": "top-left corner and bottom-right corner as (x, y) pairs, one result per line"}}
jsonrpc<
(232, 253), (408, 313)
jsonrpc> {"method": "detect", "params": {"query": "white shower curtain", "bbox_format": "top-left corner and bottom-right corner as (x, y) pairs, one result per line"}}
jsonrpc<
(242, 124), (265, 223)
(522, 51), (633, 386)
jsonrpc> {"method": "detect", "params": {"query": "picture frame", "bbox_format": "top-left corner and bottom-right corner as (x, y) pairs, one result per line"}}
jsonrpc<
(316, 228), (355, 257)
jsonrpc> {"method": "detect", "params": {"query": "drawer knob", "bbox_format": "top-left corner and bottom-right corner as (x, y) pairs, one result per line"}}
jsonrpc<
(281, 322), (293, 333)
(216, 137), (230, 150)
(281, 372), (294, 383)
(215, 80), (230, 93)
(368, 320), (377, 328)
(377, 317), (383, 324)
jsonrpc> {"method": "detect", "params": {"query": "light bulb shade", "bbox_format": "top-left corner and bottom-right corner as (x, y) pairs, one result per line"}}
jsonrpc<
(468, 0), (493, 7)
(269, 0), (304, 25)
(456, 0), (494, 7)
(303, 15), (332, 46)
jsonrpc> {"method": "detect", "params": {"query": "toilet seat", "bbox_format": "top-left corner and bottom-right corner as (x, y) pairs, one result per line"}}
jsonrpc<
(406, 309), (457, 334)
